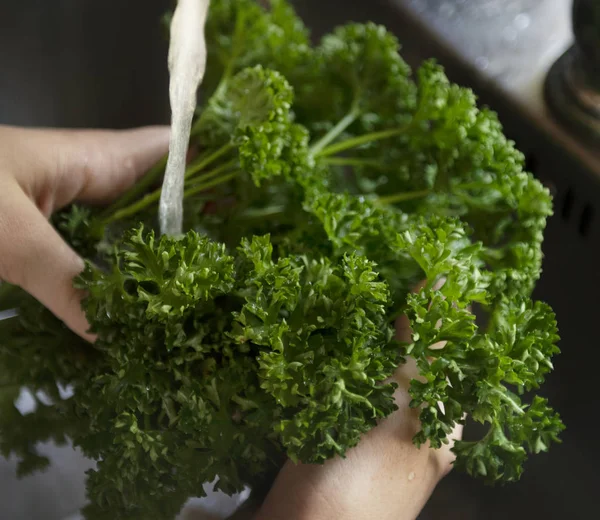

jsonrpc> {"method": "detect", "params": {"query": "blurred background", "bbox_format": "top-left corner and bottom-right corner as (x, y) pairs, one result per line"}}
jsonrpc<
(0, 1), (597, 519)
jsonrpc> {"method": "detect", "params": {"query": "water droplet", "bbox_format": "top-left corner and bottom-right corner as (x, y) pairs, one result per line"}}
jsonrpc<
(514, 13), (531, 30)
(36, 390), (54, 406)
(58, 383), (75, 400)
(439, 2), (456, 17)
(475, 56), (490, 70)
(15, 387), (36, 415)
(0, 308), (17, 321)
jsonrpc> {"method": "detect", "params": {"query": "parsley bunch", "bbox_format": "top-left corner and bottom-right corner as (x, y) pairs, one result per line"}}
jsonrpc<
(0, 1), (563, 518)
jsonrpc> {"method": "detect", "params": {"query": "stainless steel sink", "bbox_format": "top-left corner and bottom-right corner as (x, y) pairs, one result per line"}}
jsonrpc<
(0, 1), (596, 519)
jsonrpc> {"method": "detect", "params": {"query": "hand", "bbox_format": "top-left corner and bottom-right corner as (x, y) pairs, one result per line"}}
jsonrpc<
(0, 124), (170, 339)
(252, 313), (463, 520)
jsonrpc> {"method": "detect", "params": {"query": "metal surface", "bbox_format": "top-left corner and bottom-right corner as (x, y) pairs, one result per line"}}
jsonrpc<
(545, 47), (600, 147)
(392, 0), (600, 176)
(545, 0), (600, 147)
(398, 0), (571, 96)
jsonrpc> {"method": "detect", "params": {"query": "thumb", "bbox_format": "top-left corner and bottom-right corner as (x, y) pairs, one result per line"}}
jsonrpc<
(3, 125), (170, 213)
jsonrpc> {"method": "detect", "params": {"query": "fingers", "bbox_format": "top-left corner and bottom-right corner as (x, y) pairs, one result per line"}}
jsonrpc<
(0, 125), (170, 213)
(393, 277), (463, 476)
(0, 181), (93, 340)
(395, 313), (412, 343)
(0, 124), (170, 340)
(68, 126), (171, 203)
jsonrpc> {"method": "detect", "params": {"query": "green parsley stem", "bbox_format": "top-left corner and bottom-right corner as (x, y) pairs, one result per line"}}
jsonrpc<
(309, 108), (360, 155)
(103, 191), (162, 224)
(184, 143), (235, 180)
(183, 170), (240, 199)
(321, 156), (381, 167)
(315, 126), (407, 158)
(102, 163), (239, 224)
(377, 189), (431, 205)
(238, 205), (285, 220)
(491, 388), (525, 415)
(99, 154), (168, 218)
(99, 137), (232, 221)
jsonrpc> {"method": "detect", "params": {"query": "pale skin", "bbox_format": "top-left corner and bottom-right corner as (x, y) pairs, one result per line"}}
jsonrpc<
(0, 125), (462, 520)
(254, 318), (463, 520)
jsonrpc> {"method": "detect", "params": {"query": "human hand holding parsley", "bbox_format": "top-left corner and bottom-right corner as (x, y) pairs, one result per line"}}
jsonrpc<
(253, 316), (463, 520)
(0, 123), (455, 520)
(0, 124), (170, 339)
(0, 2), (564, 520)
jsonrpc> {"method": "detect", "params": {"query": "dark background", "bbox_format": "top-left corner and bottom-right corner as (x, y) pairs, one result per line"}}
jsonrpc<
(0, 0), (171, 128)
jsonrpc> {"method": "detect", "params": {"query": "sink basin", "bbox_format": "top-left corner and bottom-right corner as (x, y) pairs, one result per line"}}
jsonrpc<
(0, 1), (596, 519)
